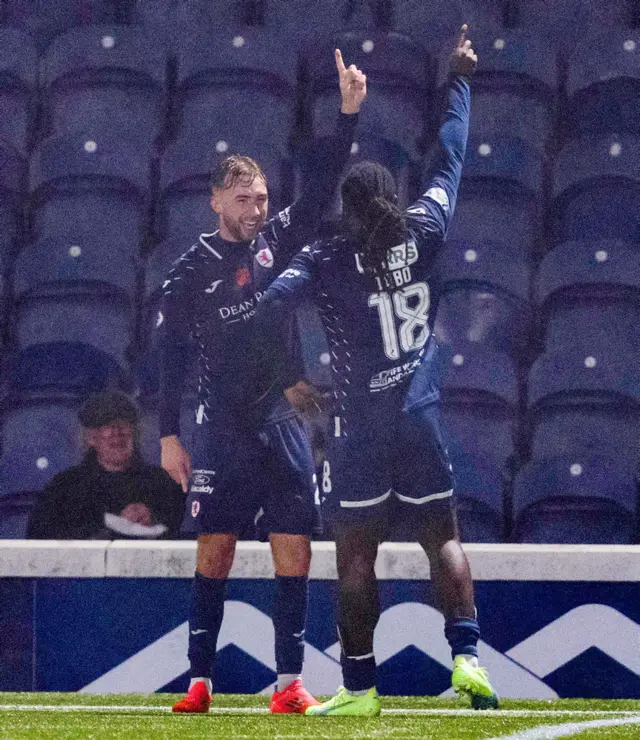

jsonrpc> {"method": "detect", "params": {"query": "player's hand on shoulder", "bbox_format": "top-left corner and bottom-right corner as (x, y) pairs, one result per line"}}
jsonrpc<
(336, 48), (367, 114)
(284, 380), (331, 417)
(161, 435), (191, 494)
(450, 24), (477, 79)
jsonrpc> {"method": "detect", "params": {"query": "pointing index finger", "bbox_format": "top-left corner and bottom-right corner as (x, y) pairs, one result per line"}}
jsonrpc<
(457, 24), (468, 48)
(335, 48), (347, 74)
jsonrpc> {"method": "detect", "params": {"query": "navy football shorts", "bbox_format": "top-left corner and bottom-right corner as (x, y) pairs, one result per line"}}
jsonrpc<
(321, 401), (455, 526)
(182, 413), (320, 537)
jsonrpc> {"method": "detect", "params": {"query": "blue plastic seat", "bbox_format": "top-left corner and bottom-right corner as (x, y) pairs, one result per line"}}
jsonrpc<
(29, 126), (152, 256)
(384, 0), (464, 53)
(13, 286), (134, 371)
(14, 236), (138, 296)
(266, 0), (361, 37)
(11, 342), (126, 395)
(41, 26), (166, 146)
(437, 29), (556, 153)
(0, 399), (83, 495)
(450, 452), (505, 543)
(446, 136), (544, 258)
(552, 134), (640, 245)
(566, 28), (640, 137)
(0, 28), (37, 151)
(439, 342), (519, 470)
(0, 491), (38, 538)
(517, 0), (635, 58)
(433, 238), (532, 357)
(175, 26), (296, 158)
(3, 0), (115, 51)
(526, 343), (640, 465)
(513, 455), (638, 544)
(536, 240), (640, 352)
(306, 31), (430, 160)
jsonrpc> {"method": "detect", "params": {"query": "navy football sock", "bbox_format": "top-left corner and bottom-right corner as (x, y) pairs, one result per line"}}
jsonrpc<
(341, 650), (377, 692)
(445, 616), (480, 660)
(188, 571), (226, 680)
(273, 575), (308, 676)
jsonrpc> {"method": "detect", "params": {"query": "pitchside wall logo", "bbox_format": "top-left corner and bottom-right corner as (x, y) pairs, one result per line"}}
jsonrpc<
(79, 601), (640, 699)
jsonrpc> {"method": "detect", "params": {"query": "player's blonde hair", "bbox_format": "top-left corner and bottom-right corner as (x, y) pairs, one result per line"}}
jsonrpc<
(211, 155), (267, 192)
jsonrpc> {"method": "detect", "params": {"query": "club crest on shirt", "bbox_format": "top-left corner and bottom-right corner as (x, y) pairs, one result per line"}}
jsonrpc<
(236, 267), (251, 286)
(255, 247), (274, 269)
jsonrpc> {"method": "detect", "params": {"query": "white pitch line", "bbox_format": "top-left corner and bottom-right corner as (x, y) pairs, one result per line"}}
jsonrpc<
(0, 705), (639, 718)
(487, 715), (640, 740)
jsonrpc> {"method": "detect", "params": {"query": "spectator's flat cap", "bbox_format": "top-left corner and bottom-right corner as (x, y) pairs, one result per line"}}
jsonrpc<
(78, 391), (139, 429)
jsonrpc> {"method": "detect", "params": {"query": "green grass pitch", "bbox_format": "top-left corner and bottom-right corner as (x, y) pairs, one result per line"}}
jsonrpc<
(0, 693), (639, 739)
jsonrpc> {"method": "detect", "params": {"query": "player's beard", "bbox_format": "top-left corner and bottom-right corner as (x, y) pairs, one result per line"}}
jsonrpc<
(221, 213), (263, 243)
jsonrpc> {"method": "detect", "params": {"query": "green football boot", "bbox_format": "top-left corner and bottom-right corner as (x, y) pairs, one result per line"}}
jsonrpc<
(304, 686), (381, 717)
(451, 656), (499, 709)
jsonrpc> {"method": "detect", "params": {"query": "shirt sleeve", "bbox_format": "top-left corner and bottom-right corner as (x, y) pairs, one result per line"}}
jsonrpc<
(158, 262), (195, 439)
(263, 112), (358, 260)
(406, 75), (470, 249)
(254, 246), (320, 389)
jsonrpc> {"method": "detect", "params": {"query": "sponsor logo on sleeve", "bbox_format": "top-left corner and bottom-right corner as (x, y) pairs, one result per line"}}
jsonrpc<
(278, 206), (291, 228)
(424, 186), (450, 211)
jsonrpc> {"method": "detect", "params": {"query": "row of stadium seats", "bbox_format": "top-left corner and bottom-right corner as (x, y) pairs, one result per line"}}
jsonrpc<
(3, 233), (640, 368)
(0, 121), (638, 280)
(0, 19), (639, 154)
(1, 0), (637, 52)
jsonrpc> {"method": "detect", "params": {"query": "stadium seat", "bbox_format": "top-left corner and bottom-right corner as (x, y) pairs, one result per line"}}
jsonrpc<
(0, 28), (37, 152)
(451, 452), (505, 543)
(551, 134), (640, 245)
(446, 136), (544, 258)
(175, 26), (296, 158)
(41, 26), (166, 147)
(3, 0), (116, 51)
(0, 491), (38, 538)
(262, 0), (364, 47)
(28, 126), (152, 258)
(439, 342), (519, 471)
(305, 31), (430, 160)
(12, 286), (135, 372)
(433, 238), (532, 358)
(566, 28), (640, 138)
(516, 0), (635, 58)
(536, 240), (640, 352)
(10, 342), (126, 395)
(14, 236), (138, 296)
(0, 398), (83, 495)
(526, 343), (640, 465)
(512, 455), (638, 544)
(436, 28), (556, 153)
(384, 0), (465, 53)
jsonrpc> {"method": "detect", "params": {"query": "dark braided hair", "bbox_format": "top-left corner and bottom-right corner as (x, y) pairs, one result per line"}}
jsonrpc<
(340, 161), (406, 275)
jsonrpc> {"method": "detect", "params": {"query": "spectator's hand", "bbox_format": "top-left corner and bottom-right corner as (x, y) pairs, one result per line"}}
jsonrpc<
(161, 435), (191, 493)
(120, 503), (153, 526)
(284, 380), (331, 417)
(450, 24), (477, 79)
(336, 48), (367, 115)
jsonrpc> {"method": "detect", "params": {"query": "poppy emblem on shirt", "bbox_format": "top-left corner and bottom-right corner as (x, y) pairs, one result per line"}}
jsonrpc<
(191, 501), (200, 518)
(236, 267), (251, 286)
(256, 247), (274, 269)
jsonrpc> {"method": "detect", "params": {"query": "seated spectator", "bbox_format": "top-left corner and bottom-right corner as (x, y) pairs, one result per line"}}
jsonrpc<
(28, 392), (185, 539)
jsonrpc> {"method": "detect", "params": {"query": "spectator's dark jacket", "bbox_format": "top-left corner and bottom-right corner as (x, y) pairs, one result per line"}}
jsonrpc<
(27, 451), (185, 539)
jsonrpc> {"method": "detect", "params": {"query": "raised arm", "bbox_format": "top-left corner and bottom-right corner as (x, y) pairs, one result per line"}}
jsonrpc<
(407, 25), (477, 245)
(265, 50), (367, 256)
